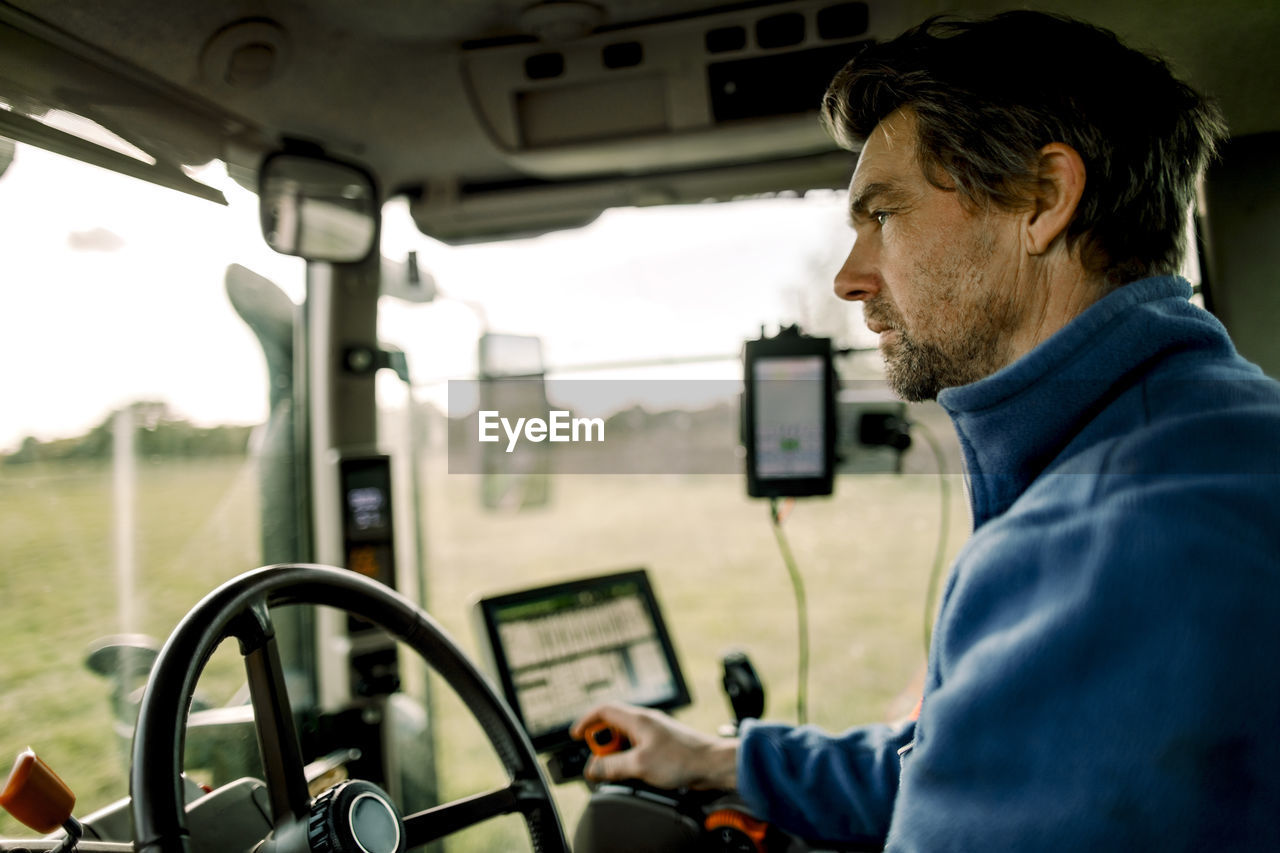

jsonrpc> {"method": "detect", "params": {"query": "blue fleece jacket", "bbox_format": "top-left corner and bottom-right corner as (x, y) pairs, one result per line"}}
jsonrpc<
(737, 276), (1280, 850)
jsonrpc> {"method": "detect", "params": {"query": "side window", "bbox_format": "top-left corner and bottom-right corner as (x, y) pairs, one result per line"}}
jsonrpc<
(0, 144), (303, 829)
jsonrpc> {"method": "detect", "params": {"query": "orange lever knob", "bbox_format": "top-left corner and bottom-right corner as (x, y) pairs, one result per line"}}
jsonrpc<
(0, 749), (77, 834)
(584, 723), (631, 756)
(705, 809), (769, 853)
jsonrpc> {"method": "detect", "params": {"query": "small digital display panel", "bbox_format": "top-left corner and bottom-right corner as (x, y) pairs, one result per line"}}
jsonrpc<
(346, 485), (390, 536)
(743, 333), (835, 498)
(475, 569), (690, 753)
(752, 355), (828, 479)
(339, 456), (397, 589)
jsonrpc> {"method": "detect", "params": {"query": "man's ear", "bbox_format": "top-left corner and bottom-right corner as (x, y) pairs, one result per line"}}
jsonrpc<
(1024, 143), (1086, 256)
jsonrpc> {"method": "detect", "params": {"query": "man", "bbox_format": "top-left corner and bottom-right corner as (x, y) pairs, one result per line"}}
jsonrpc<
(572, 11), (1280, 850)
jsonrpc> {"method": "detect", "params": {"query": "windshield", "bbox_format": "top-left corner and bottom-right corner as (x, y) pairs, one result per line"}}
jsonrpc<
(1, 142), (967, 848)
(375, 195), (969, 845)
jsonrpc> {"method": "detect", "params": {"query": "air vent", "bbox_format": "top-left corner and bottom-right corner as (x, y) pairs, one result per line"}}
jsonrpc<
(602, 41), (643, 69)
(756, 13), (805, 49)
(524, 52), (565, 80)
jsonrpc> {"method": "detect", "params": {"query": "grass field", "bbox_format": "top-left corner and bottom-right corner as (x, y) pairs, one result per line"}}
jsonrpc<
(0, 428), (969, 847)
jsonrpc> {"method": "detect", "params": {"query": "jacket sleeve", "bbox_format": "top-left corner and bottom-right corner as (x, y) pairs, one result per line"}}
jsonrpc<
(885, 467), (1280, 850)
(736, 716), (915, 843)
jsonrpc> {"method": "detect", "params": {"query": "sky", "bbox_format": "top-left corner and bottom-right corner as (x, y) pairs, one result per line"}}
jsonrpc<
(0, 141), (864, 453)
(0, 145), (304, 451)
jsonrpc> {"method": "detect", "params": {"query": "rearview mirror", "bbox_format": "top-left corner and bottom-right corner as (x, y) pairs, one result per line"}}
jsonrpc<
(259, 152), (377, 262)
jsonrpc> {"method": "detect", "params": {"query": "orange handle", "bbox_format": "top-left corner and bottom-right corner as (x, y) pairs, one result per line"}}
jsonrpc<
(705, 809), (769, 853)
(0, 749), (77, 834)
(584, 723), (630, 756)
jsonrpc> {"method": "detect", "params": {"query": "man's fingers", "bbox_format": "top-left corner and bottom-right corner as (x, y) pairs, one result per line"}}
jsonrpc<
(570, 705), (614, 739)
(584, 749), (642, 783)
(569, 712), (597, 740)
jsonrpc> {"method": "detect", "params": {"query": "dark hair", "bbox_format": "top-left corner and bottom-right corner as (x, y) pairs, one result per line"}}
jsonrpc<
(821, 11), (1228, 287)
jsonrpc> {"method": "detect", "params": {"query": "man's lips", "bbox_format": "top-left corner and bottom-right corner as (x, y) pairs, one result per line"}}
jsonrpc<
(867, 322), (900, 347)
(864, 303), (899, 339)
(866, 319), (899, 337)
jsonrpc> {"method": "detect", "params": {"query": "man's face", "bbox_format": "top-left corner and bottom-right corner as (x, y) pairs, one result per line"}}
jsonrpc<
(834, 109), (1026, 401)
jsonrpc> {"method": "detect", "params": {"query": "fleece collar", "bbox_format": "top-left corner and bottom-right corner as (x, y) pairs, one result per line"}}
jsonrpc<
(937, 276), (1213, 527)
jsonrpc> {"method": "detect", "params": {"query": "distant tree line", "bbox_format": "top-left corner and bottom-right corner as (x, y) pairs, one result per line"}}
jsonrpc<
(2, 401), (253, 466)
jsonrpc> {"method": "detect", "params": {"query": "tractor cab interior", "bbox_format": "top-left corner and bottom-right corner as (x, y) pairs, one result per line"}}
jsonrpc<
(1, 1), (1276, 851)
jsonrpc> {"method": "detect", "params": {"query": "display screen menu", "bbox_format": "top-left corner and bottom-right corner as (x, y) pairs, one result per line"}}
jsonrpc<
(752, 355), (828, 479)
(476, 570), (690, 751)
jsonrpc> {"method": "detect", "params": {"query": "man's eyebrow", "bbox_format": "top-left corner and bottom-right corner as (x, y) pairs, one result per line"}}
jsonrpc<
(848, 181), (907, 223)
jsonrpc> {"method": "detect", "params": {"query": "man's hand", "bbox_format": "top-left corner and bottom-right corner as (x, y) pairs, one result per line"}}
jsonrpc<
(570, 703), (739, 791)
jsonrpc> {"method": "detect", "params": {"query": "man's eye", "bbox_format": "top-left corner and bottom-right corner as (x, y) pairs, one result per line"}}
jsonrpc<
(873, 210), (892, 226)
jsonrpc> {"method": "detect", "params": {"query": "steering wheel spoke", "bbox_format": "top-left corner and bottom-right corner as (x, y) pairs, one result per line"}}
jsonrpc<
(234, 598), (311, 827)
(402, 785), (524, 847)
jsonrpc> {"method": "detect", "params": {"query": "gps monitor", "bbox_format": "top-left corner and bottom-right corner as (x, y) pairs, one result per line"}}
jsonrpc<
(474, 569), (691, 753)
(742, 329), (836, 497)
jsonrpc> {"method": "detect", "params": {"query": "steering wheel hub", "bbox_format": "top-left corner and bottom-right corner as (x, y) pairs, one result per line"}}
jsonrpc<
(308, 780), (403, 853)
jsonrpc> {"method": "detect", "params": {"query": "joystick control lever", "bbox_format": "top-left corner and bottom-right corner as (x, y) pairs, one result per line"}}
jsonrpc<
(1, 749), (84, 853)
(584, 723), (631, 756)
(721, 651), (765, 728)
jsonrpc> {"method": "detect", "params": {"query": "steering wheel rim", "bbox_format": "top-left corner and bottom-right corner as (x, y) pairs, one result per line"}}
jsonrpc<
(130, 564), (568, 853)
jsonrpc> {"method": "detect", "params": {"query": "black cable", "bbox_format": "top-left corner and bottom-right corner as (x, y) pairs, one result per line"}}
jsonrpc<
(769, 497), (809, 725)
(913, 419), (952, 654)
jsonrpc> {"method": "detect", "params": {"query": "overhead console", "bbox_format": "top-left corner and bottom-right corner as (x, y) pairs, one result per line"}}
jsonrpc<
(413, 1), (891, 242)
(461, 1), (879, 177)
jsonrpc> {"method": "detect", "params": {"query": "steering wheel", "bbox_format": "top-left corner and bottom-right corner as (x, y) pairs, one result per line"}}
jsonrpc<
(129, 564), (569, 853)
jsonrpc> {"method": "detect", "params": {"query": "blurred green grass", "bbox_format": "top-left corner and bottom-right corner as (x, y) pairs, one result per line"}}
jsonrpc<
(1, 449), (968, 847)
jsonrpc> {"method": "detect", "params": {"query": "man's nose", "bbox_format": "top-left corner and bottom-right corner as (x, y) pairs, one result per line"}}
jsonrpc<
(833, 239), (879, 302)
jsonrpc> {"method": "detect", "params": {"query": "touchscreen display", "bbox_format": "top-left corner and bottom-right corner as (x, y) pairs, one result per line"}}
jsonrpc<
(752, 354), (828, 479)
(475, 569), (690, 752)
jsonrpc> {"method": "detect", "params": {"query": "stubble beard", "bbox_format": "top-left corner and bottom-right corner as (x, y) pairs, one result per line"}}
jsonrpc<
(881, 331), (961, 402)
(873, 259), (1021, 402)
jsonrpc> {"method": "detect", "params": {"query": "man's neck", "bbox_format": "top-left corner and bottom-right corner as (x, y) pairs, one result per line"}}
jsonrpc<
(1005, 263), (1108, 366)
